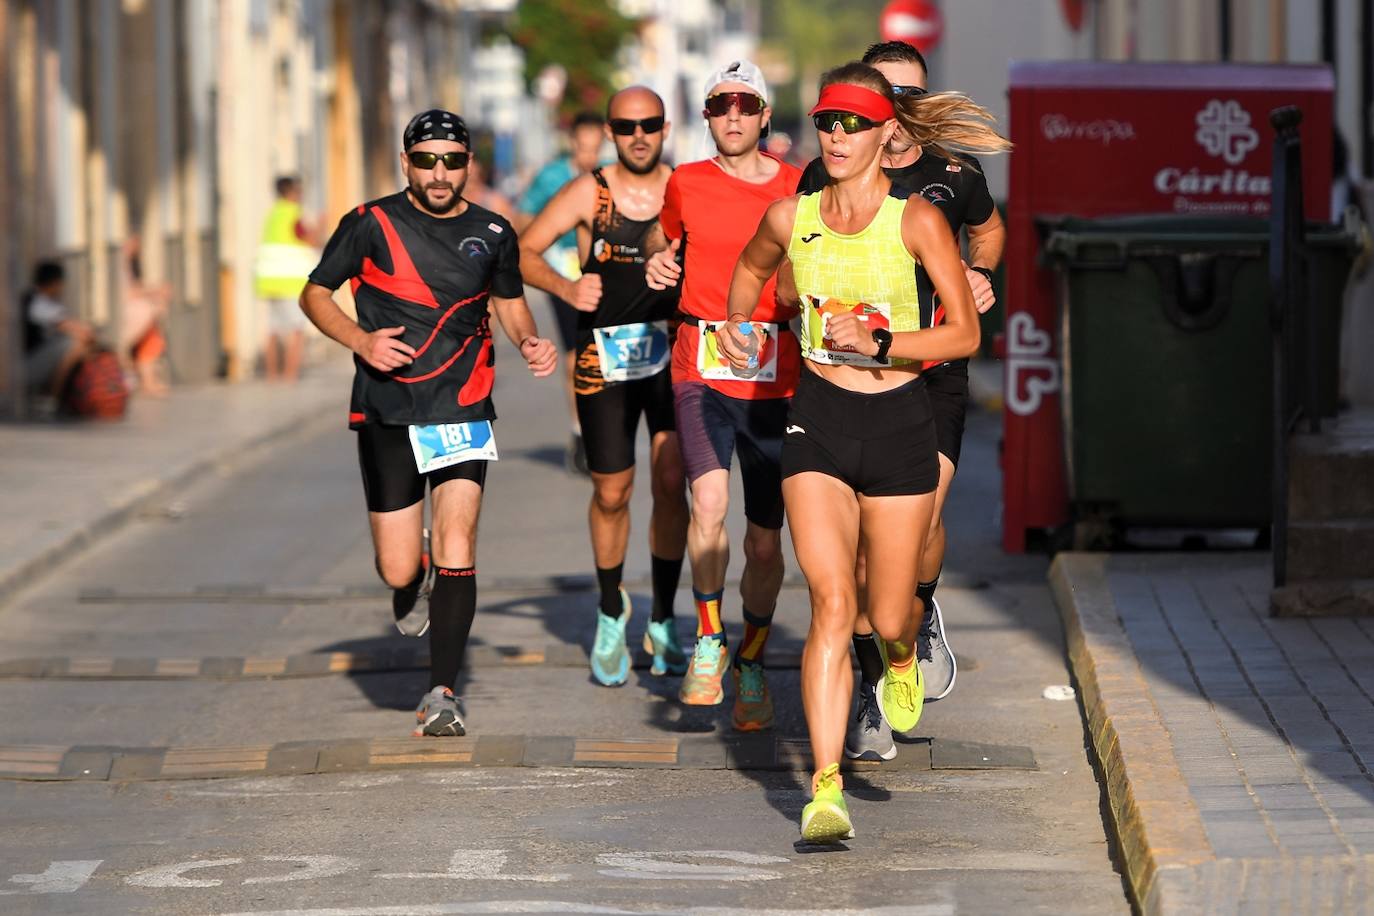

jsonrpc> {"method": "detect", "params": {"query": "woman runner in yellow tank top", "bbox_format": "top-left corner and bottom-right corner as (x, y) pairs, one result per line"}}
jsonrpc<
(718, 62), (1007, 844)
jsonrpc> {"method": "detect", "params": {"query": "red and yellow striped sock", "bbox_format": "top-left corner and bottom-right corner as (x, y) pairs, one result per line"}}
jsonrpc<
(693, 589), (724, 642)
(734, 607), (772, 666)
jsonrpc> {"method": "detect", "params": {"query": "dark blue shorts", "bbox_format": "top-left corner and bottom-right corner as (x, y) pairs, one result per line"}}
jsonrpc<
(673, 381), (788, 530)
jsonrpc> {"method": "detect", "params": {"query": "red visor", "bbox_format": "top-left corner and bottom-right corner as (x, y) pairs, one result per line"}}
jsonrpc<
(808, 84), (895, 122)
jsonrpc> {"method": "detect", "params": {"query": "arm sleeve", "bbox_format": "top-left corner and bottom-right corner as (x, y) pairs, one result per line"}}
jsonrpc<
(962, 156), (997, 226)
(307, 208), (373, 290)
(659, 173), (684, 242)
(489, 227), (524, 299)
(797, 158), (828, 194)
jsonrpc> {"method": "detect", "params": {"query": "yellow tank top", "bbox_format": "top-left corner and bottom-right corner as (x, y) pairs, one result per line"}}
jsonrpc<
(787, 192), (923, 369)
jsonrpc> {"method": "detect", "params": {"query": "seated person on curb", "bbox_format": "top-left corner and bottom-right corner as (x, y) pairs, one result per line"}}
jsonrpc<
(22, 261), (93, 403)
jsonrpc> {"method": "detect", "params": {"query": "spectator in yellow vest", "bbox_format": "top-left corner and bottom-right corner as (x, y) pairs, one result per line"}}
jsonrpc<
(254, 175), (318, 381)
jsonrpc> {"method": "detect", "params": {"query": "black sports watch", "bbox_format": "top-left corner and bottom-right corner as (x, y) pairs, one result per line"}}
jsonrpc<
(970, 265), (995, 284)
(870, 327), (893, 364)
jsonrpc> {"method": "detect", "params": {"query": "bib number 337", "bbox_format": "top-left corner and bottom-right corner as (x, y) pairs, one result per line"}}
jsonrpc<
(408, 421), (499, 474)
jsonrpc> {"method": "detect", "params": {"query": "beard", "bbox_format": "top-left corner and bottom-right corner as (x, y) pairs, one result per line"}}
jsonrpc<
(408, 177), (466, 214)
(619, 145), (662, 175)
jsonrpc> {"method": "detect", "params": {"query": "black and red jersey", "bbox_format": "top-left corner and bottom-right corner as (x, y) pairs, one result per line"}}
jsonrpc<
(309, 191), (523, 429)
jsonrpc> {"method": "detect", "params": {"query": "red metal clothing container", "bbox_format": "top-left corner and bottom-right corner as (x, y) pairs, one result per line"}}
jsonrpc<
(1001, 61), (1333, 552)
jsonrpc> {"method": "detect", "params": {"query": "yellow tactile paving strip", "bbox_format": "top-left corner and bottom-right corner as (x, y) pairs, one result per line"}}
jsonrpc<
(0, 734), (1032, 783)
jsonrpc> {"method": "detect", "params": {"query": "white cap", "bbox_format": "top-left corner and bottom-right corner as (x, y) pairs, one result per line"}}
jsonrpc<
(703, 59), (768, 104)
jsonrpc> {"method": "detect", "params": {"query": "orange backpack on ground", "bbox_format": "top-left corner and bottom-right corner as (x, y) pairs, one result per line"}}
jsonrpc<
(61, 347), (130, 420)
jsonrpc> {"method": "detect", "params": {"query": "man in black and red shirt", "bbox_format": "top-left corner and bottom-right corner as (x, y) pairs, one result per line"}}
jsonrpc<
(300, 109), (557, 737)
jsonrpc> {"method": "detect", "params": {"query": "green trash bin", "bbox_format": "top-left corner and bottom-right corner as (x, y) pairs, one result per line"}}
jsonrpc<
(1041, 213), (1359, 534)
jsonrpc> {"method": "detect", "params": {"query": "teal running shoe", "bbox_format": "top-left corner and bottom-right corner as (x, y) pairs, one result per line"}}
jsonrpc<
(642, 618), (688, 676)
(590, 588), (632, 687)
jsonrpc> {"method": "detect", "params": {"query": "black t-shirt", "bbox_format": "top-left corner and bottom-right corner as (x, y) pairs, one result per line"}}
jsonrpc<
(798, 152), (995, 235)
(309, 191), (523, 428)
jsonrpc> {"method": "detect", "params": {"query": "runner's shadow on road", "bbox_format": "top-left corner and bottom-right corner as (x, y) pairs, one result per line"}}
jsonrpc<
(312, 633), (472, 714)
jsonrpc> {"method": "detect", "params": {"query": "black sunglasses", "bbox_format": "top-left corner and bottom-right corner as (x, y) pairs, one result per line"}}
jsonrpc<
(608, 116), (665, 136)
(406, 150), (470, 170)
(812, 111), (879, 134)
(891, 85), (928, 97)
(705, 92), (765, 117)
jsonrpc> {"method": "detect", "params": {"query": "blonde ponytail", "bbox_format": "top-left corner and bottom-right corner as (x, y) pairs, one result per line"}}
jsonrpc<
(818, 62), (1011, 170)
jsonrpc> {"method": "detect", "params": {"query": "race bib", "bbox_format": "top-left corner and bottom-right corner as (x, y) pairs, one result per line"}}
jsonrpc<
(800, 294), (910, 368)
(408, 421), (499, 474)
(594, 320), (670, 382)
(695, 321), (780, 382)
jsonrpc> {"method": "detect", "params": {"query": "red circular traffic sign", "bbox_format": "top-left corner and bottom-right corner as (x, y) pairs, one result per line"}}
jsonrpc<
(880, 0), (944, 52)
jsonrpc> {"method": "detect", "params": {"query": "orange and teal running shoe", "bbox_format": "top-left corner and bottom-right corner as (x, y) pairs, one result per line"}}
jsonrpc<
(731, 661), (774, 731)
(679, 637), (727, 705)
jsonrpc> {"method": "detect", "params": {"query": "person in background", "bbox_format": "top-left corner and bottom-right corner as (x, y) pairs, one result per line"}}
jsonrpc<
(466, 158), (517, 223)
(119, 235), (171, 396)
(22, 260), (93, 403)
(254, 175), (319, 382)
(515, 111), (607, 476)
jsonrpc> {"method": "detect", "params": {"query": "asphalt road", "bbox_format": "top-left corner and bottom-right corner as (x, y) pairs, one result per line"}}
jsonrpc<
(0, 338), (1129, 914)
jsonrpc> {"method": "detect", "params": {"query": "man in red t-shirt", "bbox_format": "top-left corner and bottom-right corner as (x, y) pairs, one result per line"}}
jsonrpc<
(645, 59), (801, 731)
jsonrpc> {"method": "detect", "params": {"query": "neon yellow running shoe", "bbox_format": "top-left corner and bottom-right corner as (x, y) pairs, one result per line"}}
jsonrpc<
(877, 653), (925, 735)
(800, 763), (854, 844)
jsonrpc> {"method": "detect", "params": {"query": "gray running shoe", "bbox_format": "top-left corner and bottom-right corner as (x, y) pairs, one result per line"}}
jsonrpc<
(844, 681), (896, 761)
(413, 686), (465, 737)
(918, 597), (957, 701)
(394, 529), (434, 638)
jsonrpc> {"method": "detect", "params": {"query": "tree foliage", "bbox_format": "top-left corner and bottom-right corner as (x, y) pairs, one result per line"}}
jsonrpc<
(760, 0), (888, 125)
(512, 0), (638, 119)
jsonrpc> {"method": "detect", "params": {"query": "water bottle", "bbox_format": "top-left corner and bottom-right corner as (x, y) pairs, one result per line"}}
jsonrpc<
(733, 322), (761, 379)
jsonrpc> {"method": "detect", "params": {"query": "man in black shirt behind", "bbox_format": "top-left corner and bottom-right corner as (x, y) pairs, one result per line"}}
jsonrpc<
(300, 109), (557, 737)
(797, 42), (1007, 761)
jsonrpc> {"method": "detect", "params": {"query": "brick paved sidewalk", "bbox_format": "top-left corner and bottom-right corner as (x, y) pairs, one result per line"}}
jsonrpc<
(1052, 552), (1374, 913)
(0, 361), (350, 606)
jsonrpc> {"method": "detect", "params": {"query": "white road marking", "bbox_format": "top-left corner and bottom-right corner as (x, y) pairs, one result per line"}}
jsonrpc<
(0, 860), (103, 895)
(128, 857), (244, 888)
(379, 849), (569, 883)
(595, 850), (788, 882)
(216, 903), (641, 915)
(243, 855), (355, 885)
(214, 903), (952, 916)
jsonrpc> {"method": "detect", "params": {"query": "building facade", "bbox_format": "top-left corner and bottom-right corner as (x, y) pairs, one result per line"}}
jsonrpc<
(1, 0), (470, 417)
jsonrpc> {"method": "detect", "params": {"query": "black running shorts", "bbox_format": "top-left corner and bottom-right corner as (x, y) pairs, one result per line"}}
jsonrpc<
(925, 359), (969, 468)
(576, 368), (676, 475)
(781, 369), (939, 497)
(673, 381), (788, 530)
(356, 423), (487, 514)
(550, 295), (579, 352)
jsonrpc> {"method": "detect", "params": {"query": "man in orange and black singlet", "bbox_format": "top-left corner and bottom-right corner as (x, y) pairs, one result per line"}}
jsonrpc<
(644, 60), (802, 731)
(300, 109), (558, 738)
(518, 86), (690, 688)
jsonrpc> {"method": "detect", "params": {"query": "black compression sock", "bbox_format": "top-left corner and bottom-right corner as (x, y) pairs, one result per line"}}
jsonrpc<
(852, 633), (885, 686)
(649, 555), (683, 623)
(428, 567), (477, 691)
(916, 575), (940, 624)
(596, 564), (624, 619)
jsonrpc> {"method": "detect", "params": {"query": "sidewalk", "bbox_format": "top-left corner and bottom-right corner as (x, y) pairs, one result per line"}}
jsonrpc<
(0, 361), (351, 606)
(1052, 552), (1374, 913)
